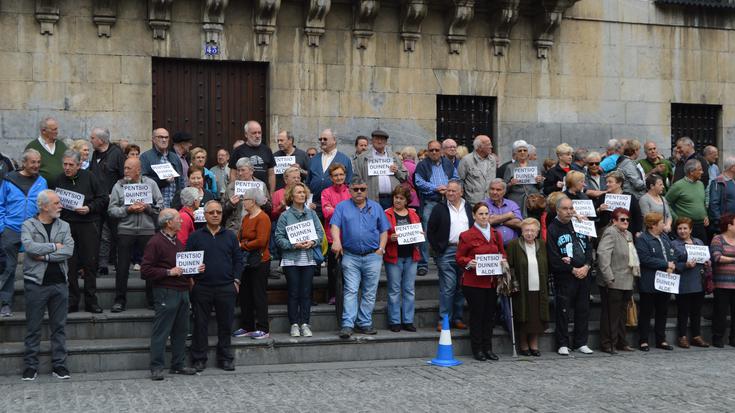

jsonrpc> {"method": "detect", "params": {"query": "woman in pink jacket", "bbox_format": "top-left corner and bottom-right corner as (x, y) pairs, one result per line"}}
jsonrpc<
(320, 163), (351, 304)
(401, 146), (420, 209)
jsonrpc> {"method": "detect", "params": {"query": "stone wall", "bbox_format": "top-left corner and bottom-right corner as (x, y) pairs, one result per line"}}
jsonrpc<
(0, 0), (733, 164)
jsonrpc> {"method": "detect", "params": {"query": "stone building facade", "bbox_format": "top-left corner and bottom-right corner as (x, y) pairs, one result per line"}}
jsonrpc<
(1, 0), (733, 163)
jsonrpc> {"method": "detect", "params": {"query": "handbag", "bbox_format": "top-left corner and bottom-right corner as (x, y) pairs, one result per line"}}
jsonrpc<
(242, 249), (263, 268)
(626, 297), (638, 327)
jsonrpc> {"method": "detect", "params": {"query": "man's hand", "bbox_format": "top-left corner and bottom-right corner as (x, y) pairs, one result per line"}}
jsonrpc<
(75, 206), (90, 215)
(556, 181), (564, 188)
(166, 177), (176, 183)
(667, 261), (676, 273)
(509, 178), (519, 186)
(389, 164), (398, 173)
(704, 217), (710, 227)
(229, 195), (241, 205)
(234, 281), (240, 294)
(169, 267), (184, 277)
(562, 256), (571, 265)
(686, 260), (696, 269)
(375, 247), (385, 256)
(535, 175), (544, 184)
(437, 185), (447, 195)
(331, 240), (343, 256)
(198, 264), (206, 273)
(55, 243), (64, 250)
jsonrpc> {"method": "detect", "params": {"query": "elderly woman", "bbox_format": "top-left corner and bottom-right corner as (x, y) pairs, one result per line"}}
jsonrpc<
(596, 208), (637, 354)
(321, 163), (351, 305)
(667, 159), (708, 243)
(456, 203), (506, 361)
(125, 144), (141, 159)
(599, 171), (642, 235)
(224, 157), (270, 233)
(543, 143), (573, 195)
(507, 218), (549, 357)
(171, 166), (217, 211)
(72, 139), (92, 169)
(384, 185), (421, 332)
(400, 146), (420, 210)
(671, 217), (710, 348)
(504, 140), (543, 216)
(177, 187), (202, 245)
(617, 139), (646, 199)
(639, 174), (672, 234)
(635, 212), (676, 351)
(232, 189), (271, 340)
(709, 213), (735, 348)
(271, 167), (306, 221)
(190, 147), (217, 194)
(584, 151), (607, 204)
(274, 183), (323, 337)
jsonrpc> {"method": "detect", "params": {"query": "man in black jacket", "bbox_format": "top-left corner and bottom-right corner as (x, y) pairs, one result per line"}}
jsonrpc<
(546, 196), (594, 356)
(54, 150), (108, 313)
(673, 137), (709, 185)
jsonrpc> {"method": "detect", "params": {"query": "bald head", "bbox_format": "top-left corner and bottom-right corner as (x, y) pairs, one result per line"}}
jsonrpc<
(320, 128), (336, 152)
(152, 128), (170, 152)
(124, 157), (141, 181)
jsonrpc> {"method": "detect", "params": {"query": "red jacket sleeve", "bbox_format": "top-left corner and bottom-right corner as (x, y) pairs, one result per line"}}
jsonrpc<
(455, 231), (473, 268)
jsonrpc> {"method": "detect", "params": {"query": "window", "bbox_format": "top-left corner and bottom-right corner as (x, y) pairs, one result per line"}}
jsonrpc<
(670, 103), (721, 154)
(655, 0), (735, 9)
(436, 95), (495, 149)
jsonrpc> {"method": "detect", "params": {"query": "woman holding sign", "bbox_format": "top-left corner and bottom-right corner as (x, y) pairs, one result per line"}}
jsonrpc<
(635, 212), (676, 351)
(456, 203), (506, 361)
(171, 166), (216, 211)
(503, 140), (543, 217)
(599, 171), (642, 236)
(671, 217), (710, 348)
(190, 148), (218, 194)
(384, 186), (421, 332)
(709, 213), (735, 348)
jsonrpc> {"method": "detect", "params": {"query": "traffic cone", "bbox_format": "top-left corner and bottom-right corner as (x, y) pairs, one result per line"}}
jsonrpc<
(428, 315), (462, 367)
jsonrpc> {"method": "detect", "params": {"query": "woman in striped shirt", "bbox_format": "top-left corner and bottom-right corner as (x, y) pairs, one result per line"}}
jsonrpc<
(710, 213), (735, 348)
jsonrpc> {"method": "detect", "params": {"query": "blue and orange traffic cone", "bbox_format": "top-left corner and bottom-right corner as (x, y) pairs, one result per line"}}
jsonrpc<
(428, 315), (462, 367)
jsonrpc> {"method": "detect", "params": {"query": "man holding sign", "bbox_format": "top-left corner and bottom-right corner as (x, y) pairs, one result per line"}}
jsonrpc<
(353, 129), (407, 209)
(273, 130), (308, 190)
(141, 209), (202, 380)
(140, 128), (183, 208)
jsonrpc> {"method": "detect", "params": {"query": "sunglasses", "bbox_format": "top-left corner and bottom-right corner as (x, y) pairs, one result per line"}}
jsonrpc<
(318, 138), (328, 142)
(617, 217), (629, 222)
(587, 162), (599, 166)
(351, 187), (367, 192)
(428, 149), (441, 152)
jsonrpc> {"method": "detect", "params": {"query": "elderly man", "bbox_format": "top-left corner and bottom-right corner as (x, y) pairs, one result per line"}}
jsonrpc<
(25, 117), (67, 184)
(483, 179), (522, 246)
(141, 208), (200, 380)
(704, 145), (720, 188)
(353, 129), (407, 209)
(673, 137), (709, 185)
(571, 148), (589, 172)
(639, 141), (673, 190)
(427, 180), (472, 331)
(709, 156), (735, 229)
(458, 135), (496, 206)
(353, 136), (369, 160)
(331, 177), (390, 338)
(442, 138), (460, 170)
(547, 196), (594, 356)
(20, 190), (74, 381)
(0, 149), (47, 317)
(273, 130), (309, 190)
(108, 158), (164, 312)
(53, 150), (107, 313)
(307, 128), (353, 218)
(667, 159), (709, 242)
(212, 148), (230, 198)
(140, 128), (184, 208)
(229, 120), (275, 192)
(172, 132), (193, 184)
(186, 200), (243, 372)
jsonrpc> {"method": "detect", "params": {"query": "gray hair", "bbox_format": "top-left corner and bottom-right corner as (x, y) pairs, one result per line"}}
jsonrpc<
(242, 188), (267, 206)
(279, 130), (295, 142)
(157, 208), (179, 228)
(704, 145), (718, 156)
(555, 195), (571, 211)
(204, 200), (222, 211)
(91, 127), (111, 144)
(472, 135), (487, 150)
(36, 189), (56, 208)
(573, 148), (589, 162)
(350, 176), (367, 187)
(606, 139), (619, 150)
(528, 144), (536, 155)
(22, 148), (41, 164)
(38, 116), (56, 131)
(180, 187), (201, 208)
(724, 156), (735, 171)
(62, 149), (81, 164)
(676, 137), (694, 148)
(586, 151), (602, 161)
(684, 158), (702, 175)
(235, 157), (254, 169)
(283, 166), (301, 179)
(243, 120), (260, 134)
(447, 179), (463, 190)
(489, 178), (507, 191)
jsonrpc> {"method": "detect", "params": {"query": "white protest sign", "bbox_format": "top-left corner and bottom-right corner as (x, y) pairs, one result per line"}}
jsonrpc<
(572, 219), (597, 238)
(55, 188), (85, 210)
(604, 193), (631, 211)
(286, 220), (319, 244)
(307, 194), (314, 206)
(685, 244), (710, 264)
(395, 223), (425, 245)
(151, 163), (180, 180)
(654, 270), (680, 294)
(513, 167), (538, 185)
(123, 183), (153, 205)
(176, 251), (204, 275)
(475, 254), (503, 276)
(572, 199), (597, 217)
(234, 180), (264, 196)
(367, 157), (394, 176)
(274, 156), (296, 175)
(194, 207), (206, 223)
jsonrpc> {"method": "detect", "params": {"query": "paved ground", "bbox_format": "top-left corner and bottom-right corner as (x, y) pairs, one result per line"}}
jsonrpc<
(1, 347), (734, 412)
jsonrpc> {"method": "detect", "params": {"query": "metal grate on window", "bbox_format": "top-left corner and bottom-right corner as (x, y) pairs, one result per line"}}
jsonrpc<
(436, 95), (496, 149)
(670, 103), (720, 155)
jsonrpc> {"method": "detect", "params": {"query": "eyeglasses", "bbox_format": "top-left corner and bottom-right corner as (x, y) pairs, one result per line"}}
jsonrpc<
(428, 149), (441, 152)
(351, 187), (367, 192)
(206, 210), (222, 215)
(587, 162), (599, 166)
(318, 138), (328, 142)
(516, 149), (528, 152)
(154, 135), (169, 140)
(617, 217), (629, 222)
(307, 153), (316, 157)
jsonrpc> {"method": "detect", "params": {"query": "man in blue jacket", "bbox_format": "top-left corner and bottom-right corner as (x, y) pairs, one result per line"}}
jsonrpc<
(307, 128), (353, 220)
(0, 149), (48, 317)
(139, 128), (184, 208)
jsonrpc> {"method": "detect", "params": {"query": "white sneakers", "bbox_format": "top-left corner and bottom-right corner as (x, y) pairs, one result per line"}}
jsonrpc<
(291, 323), (313, 337)
(300, 324), (313, 337)
(576, 345), (594, 354)
(558, 346), (570, 356)
(290, 324), (300, 337)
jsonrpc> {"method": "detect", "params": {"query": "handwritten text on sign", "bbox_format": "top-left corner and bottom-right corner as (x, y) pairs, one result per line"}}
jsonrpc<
(654, 270), (680, 294)
(193, 208), (205, 223)
(395, 223), (425, 245)
(274, 156), (296, 175)
(685, 244), (710, 264)
(475, 254), (503, 276)
(286, 220), (319, 244)
(234, 180), (264, 196)
(572, 199), (597, 217)
(123, 184), (153, 205)
(572, 219), (597, 238)
(604, 193), (631, 211)
(513, 167), (538, 185)
(367, 158), (394, 176)
(176, 251), (204, 275)
(151, 163), (180, 180)
(55, 188), (84, 210)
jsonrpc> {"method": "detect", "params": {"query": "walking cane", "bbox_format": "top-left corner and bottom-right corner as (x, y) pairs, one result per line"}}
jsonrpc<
(508, 295), (518, 358)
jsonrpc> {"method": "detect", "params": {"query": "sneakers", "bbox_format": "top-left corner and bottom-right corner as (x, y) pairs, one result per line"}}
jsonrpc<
(52, 366), (71, 379)
(558, 346), (570, 356)
(417, 267), (428, 276)
(232, 328), (250, 338)
(576, 345), (594, 354)
(133, 263), (141, 271)
(110, 303), (125, 313)
(0, 304), (12, 317)
(151, 369), (164, 381)
(290, 324), (301, 337)
(22, 368), (37, 381)
(300, 324), (312, 337)
(328, 297), (336, 305)
(339, 327), (353, 339)
(249, 330), (269, 340)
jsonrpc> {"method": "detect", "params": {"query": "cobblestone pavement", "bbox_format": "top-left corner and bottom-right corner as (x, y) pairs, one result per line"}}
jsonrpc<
(2, 347), (734, 412)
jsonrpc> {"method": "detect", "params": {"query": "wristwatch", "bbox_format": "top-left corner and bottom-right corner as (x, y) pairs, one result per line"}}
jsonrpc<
(378, 248), (385, 254)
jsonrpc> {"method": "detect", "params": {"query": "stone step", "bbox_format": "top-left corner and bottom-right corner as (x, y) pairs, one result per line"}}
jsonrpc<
(0, 318), (713, 376)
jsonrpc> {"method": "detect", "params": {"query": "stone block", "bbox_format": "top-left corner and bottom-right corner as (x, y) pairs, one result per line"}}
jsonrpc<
(432, 69), (459, 95)
(0, 81), (30, 110)
(585, 77), (621, 101)
(577, 100), (626, 125)
(560, 43), (600, 77)
(371, 66), (398, 93)
(84, 55), (121, 83)
(325, 64), (346, 92)
(270, 88), (297, 116)
(166, 22), (205, 59)
(560, 123), (613, 150)
(409, 94), (436, 120)
(620, 78), (670, 103)
(558, 20), (607, 46)
(537, 99), (578, 124)
(501, 73), (533, 98)
(638, 47), (672, 80)
(559, 74), (589, 99)
(0, 52), (32, 81)
(28, 82), (66, 110)
(121, 56), (150, 85)
(611, 124), (665, 142)
(66, 82), (114, 112)
(499, 122), (562, 159)
(113, 84), (151, 112)
(0, 13), (19, 52)
(499, 97), (538, 123)
(375, 32), (401, 69)
(626, 102), (666, 126)
(32, 52), (83, 83)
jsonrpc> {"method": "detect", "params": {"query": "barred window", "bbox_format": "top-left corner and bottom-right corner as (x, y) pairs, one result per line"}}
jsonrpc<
(670, 103), (721, 154)
(436, 95), (496, 149)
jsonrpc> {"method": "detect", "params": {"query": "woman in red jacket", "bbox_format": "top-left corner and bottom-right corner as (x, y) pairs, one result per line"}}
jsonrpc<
(456, 202), (506, 361)
(384, 185), (422, 332)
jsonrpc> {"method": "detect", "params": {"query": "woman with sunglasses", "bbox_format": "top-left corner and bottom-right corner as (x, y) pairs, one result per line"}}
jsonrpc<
(639, 174), (672, 234)
(504, 140), (543, 217)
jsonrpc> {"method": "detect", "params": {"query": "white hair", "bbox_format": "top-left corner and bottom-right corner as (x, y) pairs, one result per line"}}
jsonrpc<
(180, 187), (201, 208)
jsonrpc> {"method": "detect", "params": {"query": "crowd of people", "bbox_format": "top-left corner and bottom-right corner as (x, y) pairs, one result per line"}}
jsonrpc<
(2, 117), (735, 381)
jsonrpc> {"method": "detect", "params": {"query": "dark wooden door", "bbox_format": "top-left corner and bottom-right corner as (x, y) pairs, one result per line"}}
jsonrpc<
(152, 58), (268, 164)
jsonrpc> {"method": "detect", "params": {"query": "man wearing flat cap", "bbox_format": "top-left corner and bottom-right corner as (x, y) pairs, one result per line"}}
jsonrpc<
(172, 132), (193, 184)
(353, 129), (408, 209)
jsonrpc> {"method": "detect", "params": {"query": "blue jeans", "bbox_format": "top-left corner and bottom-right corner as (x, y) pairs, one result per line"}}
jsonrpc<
(435, 245), (464, 322)
(341, 252), (382, 329)
(0, 229), (21, 306)
(385, 257), (417, 325)
(418, 200), (437, 270)
(283, 265), (315, 325)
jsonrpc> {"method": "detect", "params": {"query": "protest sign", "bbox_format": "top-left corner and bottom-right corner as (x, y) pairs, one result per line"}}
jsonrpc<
(604, 193), (632, 211)
(194, 208), (205, 223)
(572, 219), (597, 238)
(176, 251), (204, 275)
(685, 244), (710, 264)
(475, 254), (503, 276)
(572, 199), (597, 217)
(55, 188), (85, 210)
(654, 270), (680, 294)
(234, 180), (264, 195)
(123, 183), (153, 205)
(274, 156), (296, 175)
(395, 223), (425, 245)
(151, 163), (180, 180)
(513, 167), (538, 185)
(286, 220), (319, 244)
(367, 158), (394, 176)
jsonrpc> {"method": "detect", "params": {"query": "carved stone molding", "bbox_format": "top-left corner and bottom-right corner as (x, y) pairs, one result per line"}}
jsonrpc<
(304, 0), (331, 47)
(353, 0), (380, 50)
(254, 0), (281, 46)
(148, 0), (174, 40)
(203, 0), (228, 46)
(400, 0), (427, 53)
(446, 0), (474, 54)
(488, 0), (519, 57)
(533, 0), (578, 59)
(35, 0), (60, 35)
(93, 0), (118, 38)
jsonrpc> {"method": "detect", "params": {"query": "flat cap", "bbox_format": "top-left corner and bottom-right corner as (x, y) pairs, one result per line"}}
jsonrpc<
(371, 129), (389, 139)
